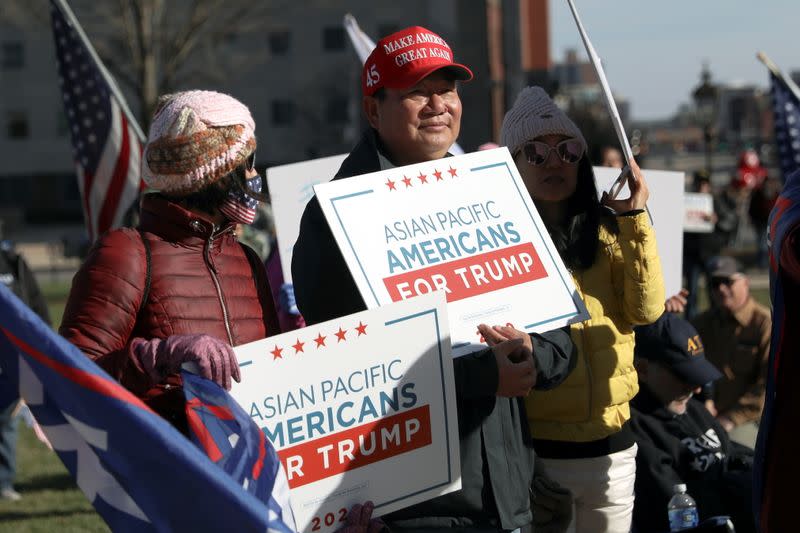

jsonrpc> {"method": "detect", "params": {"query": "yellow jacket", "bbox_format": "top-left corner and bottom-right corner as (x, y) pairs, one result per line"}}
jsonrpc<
(526, 211), (665, 442)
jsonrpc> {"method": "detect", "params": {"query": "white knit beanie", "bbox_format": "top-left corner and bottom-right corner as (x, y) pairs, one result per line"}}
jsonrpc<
(500, 86), (587, 158)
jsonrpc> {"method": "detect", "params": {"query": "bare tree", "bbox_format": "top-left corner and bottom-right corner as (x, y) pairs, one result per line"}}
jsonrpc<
(3, 0), (286, 127)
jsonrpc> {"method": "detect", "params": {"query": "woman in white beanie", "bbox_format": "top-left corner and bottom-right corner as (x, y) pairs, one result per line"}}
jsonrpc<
(484, 87), (665, 532)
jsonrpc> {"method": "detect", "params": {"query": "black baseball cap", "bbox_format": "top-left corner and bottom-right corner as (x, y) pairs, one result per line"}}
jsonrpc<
(634, 313), (723, 386)
(706, 255), (743, 279)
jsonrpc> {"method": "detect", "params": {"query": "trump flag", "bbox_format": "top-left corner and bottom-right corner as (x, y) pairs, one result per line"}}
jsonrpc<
(0, 284), (295, 532)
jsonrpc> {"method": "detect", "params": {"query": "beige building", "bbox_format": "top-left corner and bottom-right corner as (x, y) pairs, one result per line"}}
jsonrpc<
(1, 0), (550, 226)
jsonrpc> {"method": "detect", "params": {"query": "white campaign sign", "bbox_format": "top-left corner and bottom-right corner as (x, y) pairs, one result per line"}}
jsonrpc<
(314, 147), (589, 357)
(230, 293), (459, 533)
(683, 192), (715, 233)
(267, 154), (348, 283)
(593, 166), (684, 298)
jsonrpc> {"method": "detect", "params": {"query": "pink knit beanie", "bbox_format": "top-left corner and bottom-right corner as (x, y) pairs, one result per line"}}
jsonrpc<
(142, 90), (256, 196)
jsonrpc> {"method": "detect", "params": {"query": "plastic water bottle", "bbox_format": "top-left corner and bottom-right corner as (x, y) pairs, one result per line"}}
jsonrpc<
(667, 483), (699, 531)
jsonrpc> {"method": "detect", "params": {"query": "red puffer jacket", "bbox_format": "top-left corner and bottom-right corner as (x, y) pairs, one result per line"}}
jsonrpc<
(60, 194), (279, 430)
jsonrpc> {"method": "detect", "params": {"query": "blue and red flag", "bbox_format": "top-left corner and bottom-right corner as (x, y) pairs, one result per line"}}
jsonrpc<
(0, 284), (296, 532)
(754, 168), (800, 532)
(183, 371), (296, 532)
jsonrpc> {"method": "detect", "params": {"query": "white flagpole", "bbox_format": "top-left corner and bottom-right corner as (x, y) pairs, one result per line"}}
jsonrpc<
(565, 0), (632, 163)
(565, 0), (637, 200)
(52, 0), (146, 142)
(343, 14), (375, 64)
(757, 51), (800, 102)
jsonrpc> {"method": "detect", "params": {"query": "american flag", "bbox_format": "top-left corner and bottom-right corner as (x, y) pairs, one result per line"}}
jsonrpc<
(770, 71), (800, 182)
(50, 0), (144, 242)
(0, 284), (298, 533)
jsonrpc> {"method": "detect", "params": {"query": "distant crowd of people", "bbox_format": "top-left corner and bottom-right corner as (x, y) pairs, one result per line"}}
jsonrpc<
(4, 23), (786, 533)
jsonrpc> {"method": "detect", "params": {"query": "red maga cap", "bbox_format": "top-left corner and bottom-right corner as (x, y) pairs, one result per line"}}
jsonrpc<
(362, 26), (473, 96)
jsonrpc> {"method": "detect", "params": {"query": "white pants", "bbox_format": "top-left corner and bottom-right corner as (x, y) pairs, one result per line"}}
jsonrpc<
(539, 443), (637, 533)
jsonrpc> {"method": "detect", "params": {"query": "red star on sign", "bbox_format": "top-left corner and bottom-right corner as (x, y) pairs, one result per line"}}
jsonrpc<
(314, 333), (327, 348)
(270, 345), (283, 360)
(402, 175), (413, 188)
(385, 178), (396, 191)
(335, 327), (348, 342)
(417, 171), (428, 184)
(433, 169), (443, 181)
(292, 338), (305, 354)
(355, 321), (368, 336)
(448, 165), (458, 177)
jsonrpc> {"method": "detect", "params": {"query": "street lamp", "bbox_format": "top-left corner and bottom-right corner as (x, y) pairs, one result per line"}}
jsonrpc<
(692, 63), (719, 175)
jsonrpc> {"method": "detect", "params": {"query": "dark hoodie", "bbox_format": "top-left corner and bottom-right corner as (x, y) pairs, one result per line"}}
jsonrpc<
(630, 385), (754, 533)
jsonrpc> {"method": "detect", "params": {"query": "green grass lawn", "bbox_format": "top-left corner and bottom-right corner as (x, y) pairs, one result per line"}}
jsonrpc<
(1, 279), (773, 531)
(0, 280), (108, 532)
(0, 426), (108, 533)
(40, 281), (72, 331)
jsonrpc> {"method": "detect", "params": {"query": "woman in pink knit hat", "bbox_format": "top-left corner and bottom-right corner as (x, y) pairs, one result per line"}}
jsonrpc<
(60, 90), (384, 533)
(61, 90), (279, 432)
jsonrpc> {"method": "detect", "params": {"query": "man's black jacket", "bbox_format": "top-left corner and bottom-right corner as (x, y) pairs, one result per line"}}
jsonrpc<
(292, 129), (577, 530)
(630, 385), (754, 533)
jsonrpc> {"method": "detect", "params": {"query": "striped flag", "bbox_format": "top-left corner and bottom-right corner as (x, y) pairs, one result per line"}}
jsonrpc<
(50, 0), (144, 242)
(769, 71), (800, 182)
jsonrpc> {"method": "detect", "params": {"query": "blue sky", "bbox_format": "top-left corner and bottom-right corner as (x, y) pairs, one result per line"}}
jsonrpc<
(549, 0), (800, 120)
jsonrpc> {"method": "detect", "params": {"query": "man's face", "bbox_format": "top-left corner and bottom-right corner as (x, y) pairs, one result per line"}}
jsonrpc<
(601, 147), (623, 169)
(710, 274), (750, 312)
(364, 70), (462, 165)
(638, 359), (700, 416)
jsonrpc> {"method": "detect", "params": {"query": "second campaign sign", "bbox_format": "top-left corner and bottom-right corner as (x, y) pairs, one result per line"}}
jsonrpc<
(315, 147), (589, 355)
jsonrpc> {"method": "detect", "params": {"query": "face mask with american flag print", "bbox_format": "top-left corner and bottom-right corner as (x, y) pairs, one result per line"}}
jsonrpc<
(220, 175), (261, 225)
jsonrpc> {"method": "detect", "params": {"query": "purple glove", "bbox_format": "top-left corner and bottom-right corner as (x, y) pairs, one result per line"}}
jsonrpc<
(335, 501), (387, 533)
(131, 334), (241, 390)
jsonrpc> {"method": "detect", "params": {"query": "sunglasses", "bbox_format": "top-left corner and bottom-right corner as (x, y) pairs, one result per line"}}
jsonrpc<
(710, 276), (740, 288)
(245, 150), (256, 172)
(521, 138), (584, 166)
(237, 150), (271, 202)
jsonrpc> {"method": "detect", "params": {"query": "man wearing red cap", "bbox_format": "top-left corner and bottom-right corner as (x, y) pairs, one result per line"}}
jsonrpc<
(293, 26), (576, 532)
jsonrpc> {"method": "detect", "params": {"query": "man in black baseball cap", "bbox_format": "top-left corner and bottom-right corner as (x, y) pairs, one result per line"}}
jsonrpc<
(629, 313), (754, 533)
(635, 312), (722, 415)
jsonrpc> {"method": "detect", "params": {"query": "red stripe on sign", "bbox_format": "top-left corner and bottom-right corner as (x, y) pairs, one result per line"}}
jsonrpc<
(383, 242), (548, 303)
(277, 405), (432, 488)
(97, 114), (131, 235)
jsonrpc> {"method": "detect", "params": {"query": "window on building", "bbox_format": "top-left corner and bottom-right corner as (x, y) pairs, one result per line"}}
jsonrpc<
(326, 97), (349, 124)
(1, 42), (24, 69)
(322, 26), (345, 51)
(377, 24), (400, 39)
(271, 100), (295, 125)
(268, 30), (290, 55)
(7, 111), (29, 139)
